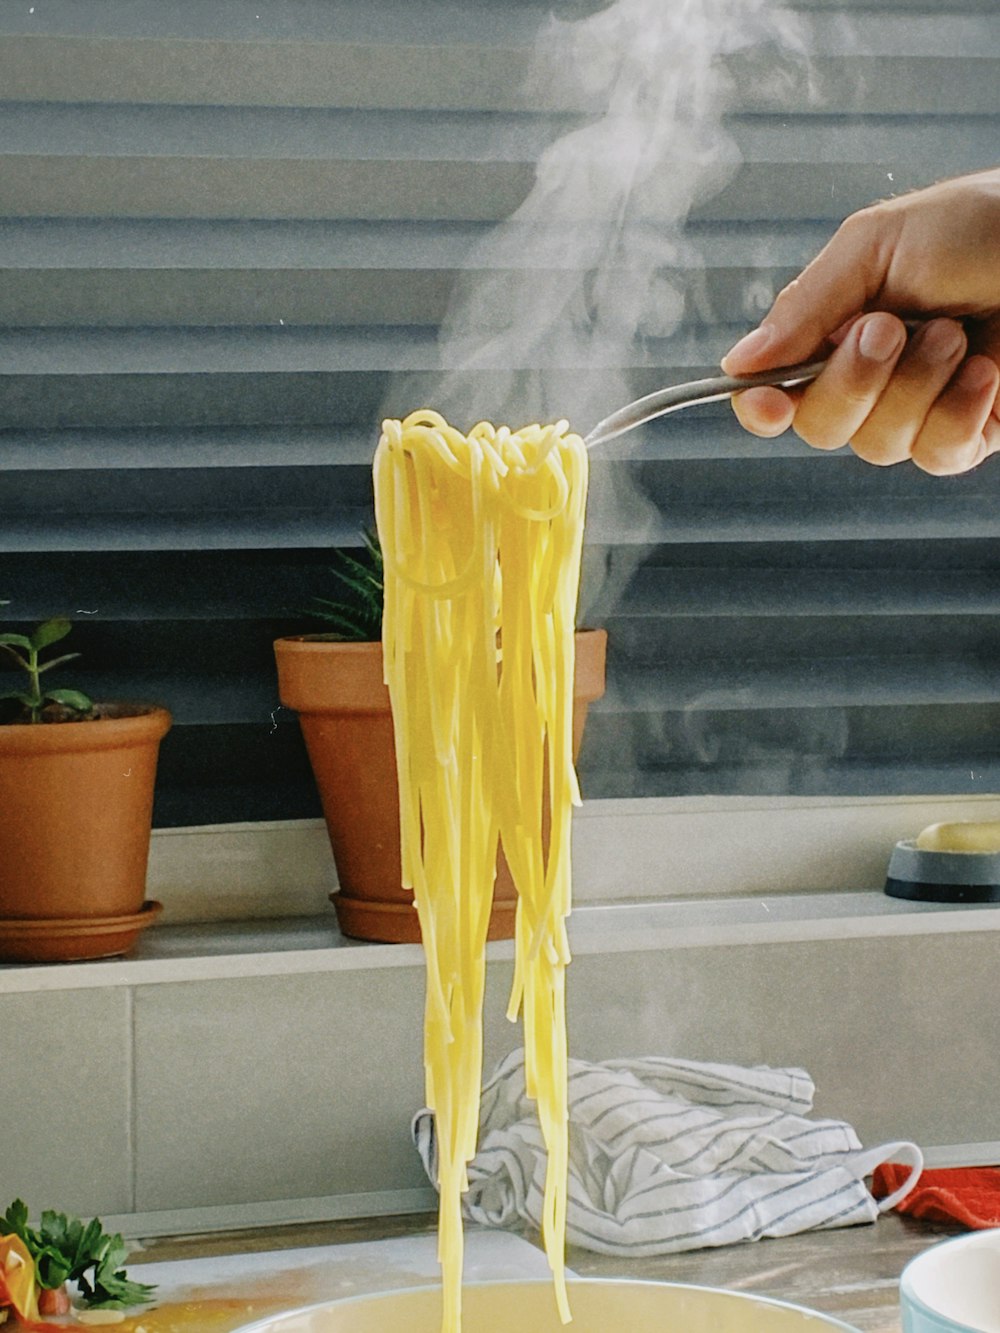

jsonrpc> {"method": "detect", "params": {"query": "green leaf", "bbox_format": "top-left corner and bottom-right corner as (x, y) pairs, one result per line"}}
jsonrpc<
(44, 689), (94, 714)
(3, 1199), (30, 1240)
(34, 1244), (74, 1289)
(0, 633), (32, 651)
(1, 1202), (155, 1302)
(75, 1216), (103, 1268)
(79, 1229), (156, 1308)
(307, 600), (374, 636)
(37, 652), (81, 675)
(0, 691), (34, 706)
(31, 619), (72, 650)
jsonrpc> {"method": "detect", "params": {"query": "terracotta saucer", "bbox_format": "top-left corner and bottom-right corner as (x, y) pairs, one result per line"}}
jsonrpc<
(0, 900), (163, 964)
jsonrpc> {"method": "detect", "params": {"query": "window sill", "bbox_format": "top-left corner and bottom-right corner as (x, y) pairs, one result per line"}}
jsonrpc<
(4, 889), (1000, 994)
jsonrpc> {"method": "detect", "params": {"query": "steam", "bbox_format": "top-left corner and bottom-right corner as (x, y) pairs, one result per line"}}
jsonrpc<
(386, 0), (804, 435)
(382, 0), (813, 785)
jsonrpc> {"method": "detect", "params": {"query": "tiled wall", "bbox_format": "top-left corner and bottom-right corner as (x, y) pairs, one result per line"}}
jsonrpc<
(5, 926), (998, 1227)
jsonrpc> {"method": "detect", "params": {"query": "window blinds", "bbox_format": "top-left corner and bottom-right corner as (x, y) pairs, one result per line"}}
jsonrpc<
(1, 0), (998, 826)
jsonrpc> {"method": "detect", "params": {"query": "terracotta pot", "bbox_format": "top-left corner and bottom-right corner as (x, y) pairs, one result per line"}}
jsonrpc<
(275, 630), (607, 944)
(0, 704), (171, 962)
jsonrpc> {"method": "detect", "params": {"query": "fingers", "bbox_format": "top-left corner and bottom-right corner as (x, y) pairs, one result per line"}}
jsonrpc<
(792, 313), (907, 451)
(786, 316), (962, 463)
(847, 318), (968, 465)
(730, 385), (798, 438)
(729, 311), (906, 445)
(729, 315), (1000, 476)
(722, 207), (896, 374)
(908, 355), (1000, 475)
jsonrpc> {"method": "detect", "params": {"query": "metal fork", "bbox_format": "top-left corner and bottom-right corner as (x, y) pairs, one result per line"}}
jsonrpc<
(583, 358), (828, 449)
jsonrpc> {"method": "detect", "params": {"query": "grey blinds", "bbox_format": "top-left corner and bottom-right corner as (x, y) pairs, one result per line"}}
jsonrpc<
(1, 0), (998, 826)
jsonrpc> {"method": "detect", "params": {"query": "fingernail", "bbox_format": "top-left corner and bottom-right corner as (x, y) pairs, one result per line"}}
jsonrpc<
(957, 357), (999, 393)
(722, 324), (775, 372)
(918, 320), (965, 364)
(857, 315), (904, 363)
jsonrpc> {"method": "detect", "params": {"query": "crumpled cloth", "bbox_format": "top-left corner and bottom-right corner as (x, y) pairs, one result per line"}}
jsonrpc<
(873, 1163), (1000, 1229)
(412, 1049), (923, 1256)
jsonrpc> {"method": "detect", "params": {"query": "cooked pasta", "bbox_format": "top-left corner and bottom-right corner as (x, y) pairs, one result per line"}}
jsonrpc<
(374, 409), (588, 1333)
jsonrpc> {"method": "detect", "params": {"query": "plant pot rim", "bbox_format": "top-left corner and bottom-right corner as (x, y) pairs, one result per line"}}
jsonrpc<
(274, 627), (605, 649)
(0, 901), (163, 963)
(275, 635), (381, 651)
(0, 701), (169, 722)
(0, 703), (171, 753)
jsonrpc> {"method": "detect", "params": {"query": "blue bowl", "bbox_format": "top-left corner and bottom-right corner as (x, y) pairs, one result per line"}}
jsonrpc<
(901, 1230), (1000, 1332)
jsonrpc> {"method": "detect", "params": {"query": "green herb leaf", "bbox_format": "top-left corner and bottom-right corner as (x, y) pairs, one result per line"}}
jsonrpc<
(3, 1199), (30, 1240)
(2, 1201), (156, 1306)
(36, 652), (81, 675)
(30, 619), (72, 650)
(0, 634), (32, 651)
(302, 530), (384, 642)
(44, 689), (94, 714)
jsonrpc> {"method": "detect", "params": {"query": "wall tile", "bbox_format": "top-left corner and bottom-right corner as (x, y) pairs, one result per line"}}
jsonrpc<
(0, 988), (132, 1214)
(133, 963), (521, 1212)
(132, 928), (1000, 1215)
(565, 933), (1000, 1150)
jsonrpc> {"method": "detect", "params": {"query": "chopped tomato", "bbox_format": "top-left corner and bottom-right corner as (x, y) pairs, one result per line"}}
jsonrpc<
(36, 1287), (70, 1318)
(0, 1236), (45, 1328)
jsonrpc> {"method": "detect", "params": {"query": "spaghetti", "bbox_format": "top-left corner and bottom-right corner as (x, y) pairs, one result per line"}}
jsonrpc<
(374, 410), (588, 1333)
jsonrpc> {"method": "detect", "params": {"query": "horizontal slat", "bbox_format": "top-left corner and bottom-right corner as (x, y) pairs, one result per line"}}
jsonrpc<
(0, 419), (830, 469)
(0, 218), (825, 328)
(606, 613), (1000, 669)
(0, 511), (371, 553)
(0, 324), (766, 429)
(0, 323), (741, 374)
(0, 7), (994, 115)
(0, 549), (376, 620)
(618, 565), (1000, 618)
(601, 656), (1000, 712)
(3, 458), (997, 553)
(3, 452), (998, 552)
(9, 541), (1000, 621)
(6, 616), (1000, 723)
(0, 105), (993, 222)
(0, 0), (556, 45)
(0, 425), (379, 469)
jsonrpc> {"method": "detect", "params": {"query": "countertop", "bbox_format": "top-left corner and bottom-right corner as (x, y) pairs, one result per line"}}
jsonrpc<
(129, 1208), (962, 1332)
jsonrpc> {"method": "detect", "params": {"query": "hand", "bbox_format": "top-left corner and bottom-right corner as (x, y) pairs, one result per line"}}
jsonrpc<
(721, 168), (1000, 474)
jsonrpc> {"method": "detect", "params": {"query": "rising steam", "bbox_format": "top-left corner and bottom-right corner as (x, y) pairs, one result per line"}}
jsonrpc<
(386, 0), (804, 435)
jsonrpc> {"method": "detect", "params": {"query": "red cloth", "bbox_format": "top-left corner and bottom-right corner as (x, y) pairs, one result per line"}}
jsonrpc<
(873, 1162), (1000, 1229)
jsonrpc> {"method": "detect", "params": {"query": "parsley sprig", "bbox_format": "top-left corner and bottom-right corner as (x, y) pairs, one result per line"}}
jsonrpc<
(2, 1200), (156, 1309)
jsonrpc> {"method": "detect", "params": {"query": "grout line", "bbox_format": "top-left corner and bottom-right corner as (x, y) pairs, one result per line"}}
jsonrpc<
(126, 985), (139, 1215)
(103, 1188), (439, 1241)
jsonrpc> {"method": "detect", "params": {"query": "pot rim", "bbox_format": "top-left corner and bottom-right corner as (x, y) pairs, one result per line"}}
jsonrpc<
(0, 703), (172, 753)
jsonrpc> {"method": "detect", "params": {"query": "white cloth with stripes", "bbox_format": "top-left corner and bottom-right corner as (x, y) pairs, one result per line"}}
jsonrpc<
(412, 1049), (923, 1256)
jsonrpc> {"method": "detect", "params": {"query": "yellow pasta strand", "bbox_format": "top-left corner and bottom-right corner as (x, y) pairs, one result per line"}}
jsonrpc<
(374, 410), (587, 1333)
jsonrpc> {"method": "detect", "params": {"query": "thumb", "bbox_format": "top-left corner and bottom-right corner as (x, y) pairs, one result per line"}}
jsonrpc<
(722, 208), (898, 374)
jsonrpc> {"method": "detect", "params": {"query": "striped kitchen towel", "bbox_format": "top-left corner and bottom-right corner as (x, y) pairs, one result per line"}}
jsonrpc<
(412, 1050), (922, 1257)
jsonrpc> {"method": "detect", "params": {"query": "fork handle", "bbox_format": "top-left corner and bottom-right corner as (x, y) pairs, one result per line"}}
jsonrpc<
(584, 357), (829, 448)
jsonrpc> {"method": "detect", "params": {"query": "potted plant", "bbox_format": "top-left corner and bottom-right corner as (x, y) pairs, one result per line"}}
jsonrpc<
(273, 538), (607, 944)
(0, 607), (170, 963)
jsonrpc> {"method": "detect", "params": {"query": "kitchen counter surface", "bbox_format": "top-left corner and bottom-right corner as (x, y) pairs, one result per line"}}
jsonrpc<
(131, 1208), (962, 1332)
